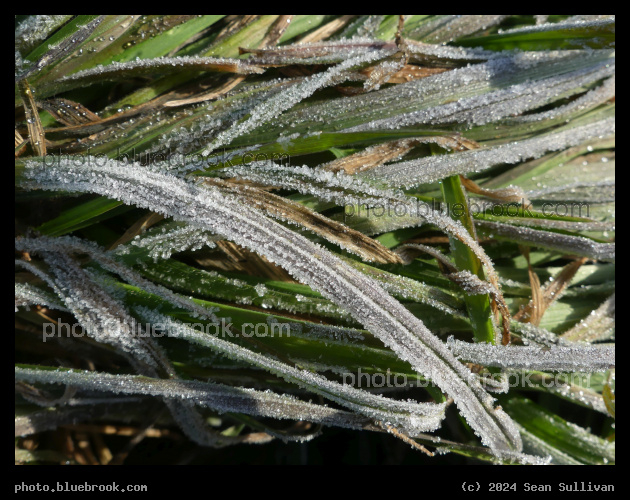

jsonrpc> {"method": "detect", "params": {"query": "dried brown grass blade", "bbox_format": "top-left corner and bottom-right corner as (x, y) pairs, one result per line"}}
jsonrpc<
(107, 213), (165, 250)
(259, 15), (295, 48)
(460, 176), (532, 208)
(323, 139), (419, 174)
(207, 178), (403, 264)
(299, 15), (356, 44)
(367, 64), (449, 83)
(15, 129), (28, 157)
(38, 98), (100, 126)
(515, 248), (588, 326)
(164, 76), (246, 107)
(323, 136), (475, 175)
(214, 240), (294, 281)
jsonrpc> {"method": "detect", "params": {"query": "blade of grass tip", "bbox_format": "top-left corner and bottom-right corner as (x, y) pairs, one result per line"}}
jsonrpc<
(515, 251), (589, 326)
(602, 371), (615, 419)
(15, 130), (28, 157)
(515, 245), (544, 326)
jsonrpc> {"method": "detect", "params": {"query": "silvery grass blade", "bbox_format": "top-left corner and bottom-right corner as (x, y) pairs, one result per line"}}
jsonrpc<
(475, 220), (614, 261)
(133, 308), (445, 436)
(15, 16), (105, 82)
(220, 160), (511, 327)
(130, 304), (447, 436)
(14, 282), (68, 313)
(43, 56), (265, 97)
(458, 16), (615, 51)
(447, 338), (615, 372)
(115, 221), (222, 261)
(241, 37), (492, 66)
(519, 371), (609, 415)
(17, 158), (521, 456)
(362, 117), (614, 189)
(17, 249), (173, 375)
(508, 75), (614, 125)
(16, 235), (446, 437)
(14, 245), (276, 447)
(240, 38), (399, 65)
(13, 366), (547, 462)
(198, 50), (393, 158)
(405, 15), (508, 44)
(15, 236), (224, 324)
(14, 367), (378, 434)
(238, 49), (613, 145)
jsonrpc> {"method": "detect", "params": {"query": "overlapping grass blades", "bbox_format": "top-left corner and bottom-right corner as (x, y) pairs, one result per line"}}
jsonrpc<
(15, 15), (614, 465)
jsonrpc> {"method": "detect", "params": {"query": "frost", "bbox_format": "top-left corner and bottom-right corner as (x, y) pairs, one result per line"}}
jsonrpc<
(307, 50), (615, 134)
(20, 158), (522, 456)
(16, 236), (222, 323)
(32, 249), (171, 372)
(223, 161), (510, 326)
(15, 15), (72, 55)
(447, 337), (615, 372)
(510, 321), (563, 347)
(243, 38), (398, 65)
(501, 16), (614, 36)
(58, 56), (264, 82)
(561, 294), (615, 343)
(363, 117), (615, 188)
(200, 50), (390, 157)
(117, 222), (221, 261)
(447, 270), (496, 296)
(14, 282), (68, 313)
(406, 15), (508, 44)
(15, 240), (266, 448)
(14, 367), (376, 432)
(512, 76), (615, 124)
(137, 309), (447, 436)
(476, 220), (615, 262)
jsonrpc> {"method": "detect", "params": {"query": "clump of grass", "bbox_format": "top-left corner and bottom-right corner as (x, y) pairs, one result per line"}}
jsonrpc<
(15, 15), (614, 465)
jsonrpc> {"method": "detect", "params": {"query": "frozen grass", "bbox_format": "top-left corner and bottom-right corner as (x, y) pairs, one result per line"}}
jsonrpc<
(15, 15), (614, 465)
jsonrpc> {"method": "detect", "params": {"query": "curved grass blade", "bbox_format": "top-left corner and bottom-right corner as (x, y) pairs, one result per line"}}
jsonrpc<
(17, 158), (523, 455)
